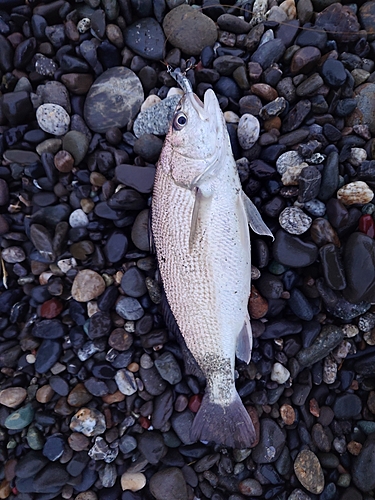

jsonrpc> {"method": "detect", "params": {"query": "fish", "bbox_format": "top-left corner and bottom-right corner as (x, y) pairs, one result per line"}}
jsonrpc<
(151, 70), (273, 449)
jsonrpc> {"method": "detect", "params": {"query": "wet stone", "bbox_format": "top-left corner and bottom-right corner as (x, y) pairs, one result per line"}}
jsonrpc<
(84, 67), (144, 133)
(125, 17), (165, 60)
(279, 207), (312, 235)
(149, 467), (188, 500)
(154, 352), (182, 384)
(70, 408), (106, 437)
(333, 394), (362, 419)
(121, 267), (147, 297)
(296, 325), (344, 367)
(35, 339), (62, 374)
(343, 232), (375, 303)
(163, 5), (217, 56)
(252, 418), (286, 464)
(294, 450), (324, 494)
(71, 270), (106, 302)
(273, 229), (318, 267)
(4, 404), (34, 430)
(319, 244), (346, 290)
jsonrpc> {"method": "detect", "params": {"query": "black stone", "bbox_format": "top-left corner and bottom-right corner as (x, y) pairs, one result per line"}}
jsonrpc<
(32, 319), (65, 339)
(35, 339), (62, 374)
(125, 17), (165, 60)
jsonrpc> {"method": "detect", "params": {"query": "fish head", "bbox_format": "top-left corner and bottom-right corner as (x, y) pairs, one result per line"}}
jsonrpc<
(163, 89), (228, 190)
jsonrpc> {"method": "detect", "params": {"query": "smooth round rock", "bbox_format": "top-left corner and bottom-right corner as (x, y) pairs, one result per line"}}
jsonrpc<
(4, 404), (34, 430)
(84, 67), (144, 133)
(121, 472), (146, 492)
(2, 246), (26, 263)
(124, 17), (165, 60)
(71, 270), (106, 302)
(149, 467), (188, 500)
(353, 435), (375, 492)
(0, 387), (27, 408)
(344, 232), (375, 303)
(279, 207), (312, 235)
(333, 394), (362, 419)
(321, 59), (347, 87)
(237, 114), (260, 150)
(294, 450), (324, 494)
(273, 229), (318, 267)
(163, 5), (218, 56)
(36, 104), (70, 136)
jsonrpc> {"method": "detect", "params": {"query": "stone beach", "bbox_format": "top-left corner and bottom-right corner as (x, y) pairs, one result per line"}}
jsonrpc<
(1, 0), (375, 499)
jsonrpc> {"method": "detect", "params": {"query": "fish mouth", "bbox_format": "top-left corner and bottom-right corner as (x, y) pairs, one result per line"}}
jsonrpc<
(185, 92), (206, 119)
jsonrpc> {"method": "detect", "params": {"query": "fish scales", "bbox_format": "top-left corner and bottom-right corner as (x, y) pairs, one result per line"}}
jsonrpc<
(152, 83), (272, 448)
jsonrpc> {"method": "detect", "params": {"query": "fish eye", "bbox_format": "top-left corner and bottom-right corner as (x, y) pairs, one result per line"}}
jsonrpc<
(173, 112), (188, 130)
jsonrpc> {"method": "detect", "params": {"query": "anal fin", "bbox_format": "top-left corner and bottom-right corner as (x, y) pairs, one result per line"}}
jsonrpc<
(241, 191), (274, 240)
(236, 315), (253, 364)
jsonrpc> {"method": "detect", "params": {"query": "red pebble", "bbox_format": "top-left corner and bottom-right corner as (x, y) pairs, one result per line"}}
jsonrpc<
(12, 487), (18, 495)
(139, 416), (151, 429)
(188, 394), (203, 413)
(359, 214), (375, 238)
(40, 298), (63, 318)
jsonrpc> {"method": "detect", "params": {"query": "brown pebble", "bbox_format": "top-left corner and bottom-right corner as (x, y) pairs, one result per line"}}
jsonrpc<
(36, 385), (55, 403)
(67, 383), (92, 407)
(310, 218), (340, 247)
(294, 449), (324, 494)
(102, 390), (125, 404)
(280, 404), (296, 425)
(105, 126), (123, 145)
(54, 150), (74, 173)
(249, 285), (268, 319)
(251, 83), (278, 102)
(71, 270), (106, 302)
(4, 458), (17, 482)
(367, 391), (375, 414)
(347, 441), (362, 456)
(61, 73), (93, 95)
(109, 328), (133, 351)
(68, 432), (91, 451)
(127, 362), (139, 373)
(0, 387), (27, 408)
(64, 19), (80, 42)
(0, 479), (11, 500)
(90, 172), (107, 187)
(309, 398), (320, 417)
(247, 405), (260, 448)
(264, 116), (281, 131)
(106, 24), (124, 48)
(54, 397), (74, 417)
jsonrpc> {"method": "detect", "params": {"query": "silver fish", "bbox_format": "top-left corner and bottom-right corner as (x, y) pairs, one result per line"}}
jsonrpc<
(151, 74), (273, 448)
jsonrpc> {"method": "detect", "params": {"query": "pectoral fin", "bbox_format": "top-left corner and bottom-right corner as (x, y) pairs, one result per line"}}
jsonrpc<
(236, 315), (253, 364)
(189, 186), (212, 251)
(241, 191), (274, 240)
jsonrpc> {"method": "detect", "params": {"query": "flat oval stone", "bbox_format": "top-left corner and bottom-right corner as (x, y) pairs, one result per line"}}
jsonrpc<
(294, 450), (324, 494)
(296, 325), (344, 367)
(5, 404), (34, 430)
(321, 58), (347, 87)
(84, 67), (144, 133)
(35, 339), (62, 374)
(343, 232), (375, 303)
(273, 229), (318, 267)
(36, 104), (70, 136)
(353, 435), (375, 492)
(163, 5), (217, 56)
(125, 17), (165, 60)
(237, 114), (260, 149)
(290, 46), (321, 75)
(71, 270), (106, 302)
(0, 387), (27, 408)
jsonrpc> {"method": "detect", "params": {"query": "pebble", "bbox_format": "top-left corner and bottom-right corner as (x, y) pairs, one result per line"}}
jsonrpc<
(70, 408), (106, 437)
(237, 114), (260, 149)
(353, 435), (375, 492)
(343, 232), (375, 303)
(121, 472), (146, 491)
(2, 246), (25, 263)
(271, 362), (290, 384)
(337, 181), (374, 206)
(163, 5), (217, 56)
(279, 207), (312, 235)
(149, 467), (188, 500)
(294, 450), (324, 494)
(333, 394), (362, 419)
(133, 95), (181, 137)
(296, 325), (344, 367)
(114, 369), (137, 396)
(0, 388), (27, 408)
(84, 67), (144, 133)
(154, 351), (182, 384)
(4, 404), (34, 430)
(125, 17), (165, 60)
(273, 229), (318, 267)
(71, 270), (106, 302)
(36, 103), (70, 136)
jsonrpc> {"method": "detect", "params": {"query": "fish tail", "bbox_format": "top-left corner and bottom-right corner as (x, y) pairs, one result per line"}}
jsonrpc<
(190, 390), (256, 449)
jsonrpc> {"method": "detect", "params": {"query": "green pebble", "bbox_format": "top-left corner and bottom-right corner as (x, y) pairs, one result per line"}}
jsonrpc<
(162, 430), (181, 448)
(362, 203), (375, 215)
(27, 426), (44, 450)
(358, 420), (375, 435)
(4, 404), (34, 430)
(268, 260), (289, 275)
(337, 473), (351, 488)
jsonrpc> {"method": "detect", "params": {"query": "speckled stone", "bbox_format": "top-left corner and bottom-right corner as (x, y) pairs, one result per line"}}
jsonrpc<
(279, 207), (312, 235)
(133, 95), (181, 137)
(294, 450), (324, 494)
(237, 114), (260, 149)
(337, 181), (374, 206)
(70, 408), (106, 437)
(71, 270), (106, 302)
(121, 472), (147, 492)
(36, 104), (70, 136)
(84, 67), (144, 133)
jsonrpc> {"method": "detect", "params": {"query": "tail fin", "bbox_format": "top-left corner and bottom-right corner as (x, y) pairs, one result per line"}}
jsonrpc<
(190, 391), (256, 449)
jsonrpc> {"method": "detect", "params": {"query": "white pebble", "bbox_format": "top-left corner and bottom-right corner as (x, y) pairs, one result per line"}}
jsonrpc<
(224, 111), (240, 123)
(271, 362), (290, 384)
(121, 472), (146, 492)
(237, 114), (260, 150)
(77, 17), (91, 33)
(115, 369), (137, 396)
(337, 181), (374, 205)
(279, 207), (312, 235)
(167, 87), (184, 98)
(323, 356), (337, 384)
(276, 151), (304, 175)
(36, 103), (70, 136)
(140, 94), (161, 112)
(349, 147), (367, 167)
(69, 208), (89, 228)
